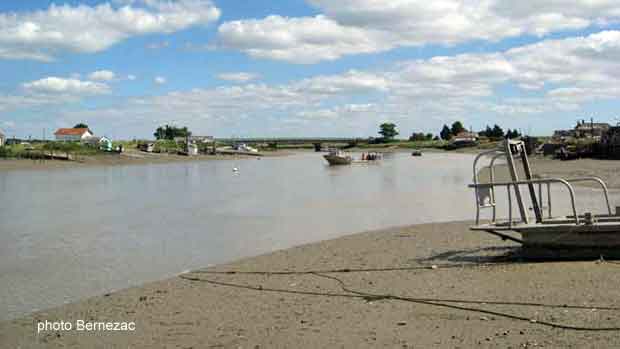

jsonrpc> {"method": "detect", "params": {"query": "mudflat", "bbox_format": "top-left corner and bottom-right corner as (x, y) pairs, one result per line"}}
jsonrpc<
(0, 149), (291, 172)
(2, 221), (619, 348)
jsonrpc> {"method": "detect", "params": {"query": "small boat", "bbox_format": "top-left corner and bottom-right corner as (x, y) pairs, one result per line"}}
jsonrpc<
(411, 150), (422, 156)
(233, 143), (259, 153)
(359, 152), (382, 162)
(324, 148), (352, 165)
(469, 139), (620, 257)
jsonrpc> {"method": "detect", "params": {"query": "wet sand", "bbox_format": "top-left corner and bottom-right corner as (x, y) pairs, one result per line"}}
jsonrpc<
(2, 221), (619, 348)
(529, 156), (620, 189)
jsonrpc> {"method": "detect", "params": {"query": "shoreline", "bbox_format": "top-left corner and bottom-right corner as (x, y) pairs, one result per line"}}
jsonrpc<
(2, 221), (619, 348)
(0, 149), (297, 172)
(3, 147), (618, 190)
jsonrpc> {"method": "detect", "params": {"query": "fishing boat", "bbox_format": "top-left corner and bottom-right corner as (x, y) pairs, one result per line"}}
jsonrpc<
(323, 148), (352, 165)
(469, 139), (620, 257)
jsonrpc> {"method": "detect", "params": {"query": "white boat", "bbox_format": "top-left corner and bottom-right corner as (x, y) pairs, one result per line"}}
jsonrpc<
(323, 148), (352, 165)
(234, 143), (259, 153)
(469, 139), (620, 257)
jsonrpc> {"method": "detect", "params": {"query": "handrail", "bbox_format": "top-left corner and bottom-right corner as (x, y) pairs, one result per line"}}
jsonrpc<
(472, 150), (503, 224)
(470, 177), (579, 224)
(564, 177), (612, 215)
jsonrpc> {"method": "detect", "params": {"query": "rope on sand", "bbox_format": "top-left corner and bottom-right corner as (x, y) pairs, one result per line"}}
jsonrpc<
(179, 260), (620, 332)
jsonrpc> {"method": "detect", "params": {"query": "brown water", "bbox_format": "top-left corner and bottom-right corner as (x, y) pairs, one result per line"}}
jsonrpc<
(0, 152), (617, 320)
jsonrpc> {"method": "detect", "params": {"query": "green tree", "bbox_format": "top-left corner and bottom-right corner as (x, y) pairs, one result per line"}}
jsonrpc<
(440, 124), (452, 140)
(74, 123), (89, 129)
(479, 125), (493, 137)
(491, 124), (504, 139)
(379, 123), (399, 142)
(409, 132), (429, 142)
(154, 124), (192, 140)
(451, 121), (465, 136)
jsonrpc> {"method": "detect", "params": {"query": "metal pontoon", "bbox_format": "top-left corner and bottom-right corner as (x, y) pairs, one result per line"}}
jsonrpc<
(469, 139), (620, 254)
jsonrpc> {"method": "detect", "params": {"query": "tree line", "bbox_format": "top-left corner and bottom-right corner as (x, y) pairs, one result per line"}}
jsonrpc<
(377, 121), (522, 143)
(154, 125), (191, 140)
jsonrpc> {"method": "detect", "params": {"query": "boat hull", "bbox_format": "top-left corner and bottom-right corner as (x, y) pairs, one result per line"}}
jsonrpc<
(323, 155), (352, 165)
(519, 229), (620, 249)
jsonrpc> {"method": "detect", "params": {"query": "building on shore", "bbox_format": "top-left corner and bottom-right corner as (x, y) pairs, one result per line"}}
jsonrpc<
(81, 136), (112, 151)
(553, 119), (611, 141)
(54, 128), (94, 141)
(452, 131), (479, 143)
(574, 119), (610, 139)
(0, 130), (5, 146)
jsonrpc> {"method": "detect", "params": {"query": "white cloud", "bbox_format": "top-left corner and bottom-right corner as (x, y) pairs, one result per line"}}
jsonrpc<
(154, 76), (167, 84)
(0, 0), (220, 61)
(218, 1), (620, 63)
(293, 70), (388, 95)
(217, 15), (390, 63)
(217, 72), (260, 82)
(127, 74), (137, 80)
(22, 77), (110, 95)
(6, 30), (620, 138)
(89, 70), (116, 81)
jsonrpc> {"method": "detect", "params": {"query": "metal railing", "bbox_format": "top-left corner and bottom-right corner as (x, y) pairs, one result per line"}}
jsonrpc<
(471, 147), (613, 227)
(470, 178), (579, 226)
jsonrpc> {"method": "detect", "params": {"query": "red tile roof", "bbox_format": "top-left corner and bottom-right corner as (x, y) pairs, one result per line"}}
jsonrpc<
(54, 128), (91, 136)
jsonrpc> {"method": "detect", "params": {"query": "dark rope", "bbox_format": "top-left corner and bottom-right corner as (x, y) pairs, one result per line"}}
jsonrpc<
(179, 271), (620, 331)
(190, 261), (524, 276)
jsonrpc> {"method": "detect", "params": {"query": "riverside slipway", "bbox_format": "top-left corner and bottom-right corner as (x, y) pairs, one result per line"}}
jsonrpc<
(470, 139), (620, 257)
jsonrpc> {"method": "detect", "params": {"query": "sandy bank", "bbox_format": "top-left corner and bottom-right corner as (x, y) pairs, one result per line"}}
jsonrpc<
(0, 149), (294, 172)
(2, 221), (619, 348)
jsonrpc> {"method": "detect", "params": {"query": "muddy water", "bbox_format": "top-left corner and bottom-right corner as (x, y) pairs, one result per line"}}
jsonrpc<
(0, 152), (617, 320)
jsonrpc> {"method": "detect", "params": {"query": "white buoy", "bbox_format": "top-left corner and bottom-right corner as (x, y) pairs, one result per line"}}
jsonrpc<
(232, 167), (239, 172)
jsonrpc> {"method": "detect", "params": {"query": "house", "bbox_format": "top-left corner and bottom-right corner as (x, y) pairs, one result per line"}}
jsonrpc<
(452, 131), (479, 143)
(574, 120), (610, 139)
(54, 128), (94, 141)
(81, 136), (112, 151)
(0, 130), (5, 146)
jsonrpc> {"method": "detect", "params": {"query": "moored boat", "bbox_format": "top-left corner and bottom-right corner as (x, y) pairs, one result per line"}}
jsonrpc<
(323, 148), (352, 165)
(468, 139), (620, 257)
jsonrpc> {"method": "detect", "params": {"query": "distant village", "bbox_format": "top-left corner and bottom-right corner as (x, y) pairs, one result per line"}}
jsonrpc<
(1, 118), (619, 160)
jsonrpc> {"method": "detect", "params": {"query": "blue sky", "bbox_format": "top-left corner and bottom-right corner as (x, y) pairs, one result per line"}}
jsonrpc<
(1, 1), (620, 139)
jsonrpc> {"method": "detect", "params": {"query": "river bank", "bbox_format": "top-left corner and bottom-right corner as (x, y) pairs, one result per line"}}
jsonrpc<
(0, 148), (295, 172)
(2, 221), (619, 348)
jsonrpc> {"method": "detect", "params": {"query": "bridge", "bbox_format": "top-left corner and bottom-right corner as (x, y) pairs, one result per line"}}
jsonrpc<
(215, 137), (366, 150)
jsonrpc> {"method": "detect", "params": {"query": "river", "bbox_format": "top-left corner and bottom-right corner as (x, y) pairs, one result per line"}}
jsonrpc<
(0, 151), (617, 320)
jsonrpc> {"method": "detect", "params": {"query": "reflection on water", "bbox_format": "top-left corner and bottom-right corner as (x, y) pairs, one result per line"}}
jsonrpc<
(0, 152), (617, 320)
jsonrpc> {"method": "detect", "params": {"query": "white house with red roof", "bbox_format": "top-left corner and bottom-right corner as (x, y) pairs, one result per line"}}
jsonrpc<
(54, 128), (94, 141)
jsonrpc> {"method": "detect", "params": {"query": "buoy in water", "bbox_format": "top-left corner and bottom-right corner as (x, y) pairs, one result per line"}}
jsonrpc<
(232, 167), (239, 172)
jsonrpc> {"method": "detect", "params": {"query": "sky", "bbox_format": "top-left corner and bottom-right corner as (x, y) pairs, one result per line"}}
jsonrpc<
(2, 1), (620, 139)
